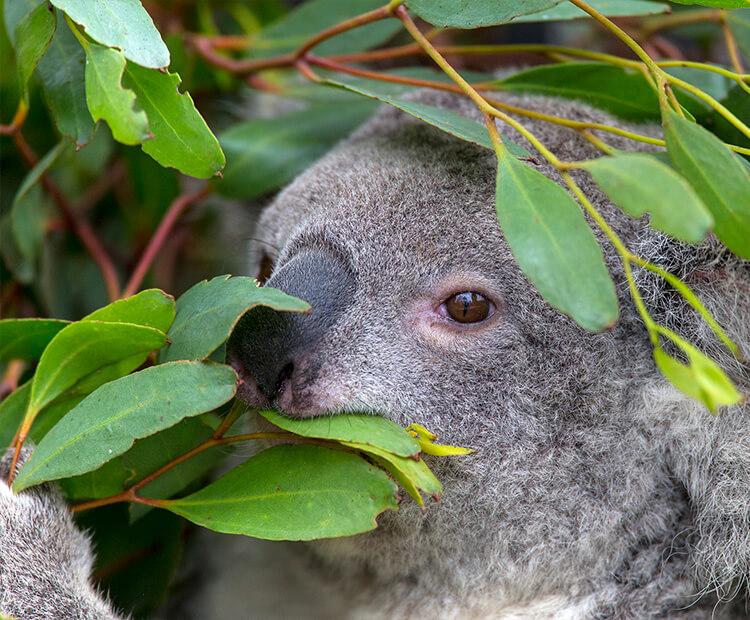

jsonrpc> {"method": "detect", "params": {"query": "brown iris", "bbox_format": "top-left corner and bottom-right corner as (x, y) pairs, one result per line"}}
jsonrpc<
(445, 292), (490, 323)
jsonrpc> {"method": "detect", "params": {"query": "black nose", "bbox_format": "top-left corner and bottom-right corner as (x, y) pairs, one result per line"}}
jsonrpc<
(227, 250), (355, 411)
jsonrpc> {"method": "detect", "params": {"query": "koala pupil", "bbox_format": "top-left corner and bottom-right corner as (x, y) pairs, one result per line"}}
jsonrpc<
(446, 291), (490, 323)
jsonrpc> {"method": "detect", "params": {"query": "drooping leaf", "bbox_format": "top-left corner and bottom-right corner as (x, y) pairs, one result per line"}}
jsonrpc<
(326, 79), (531, 158)
(83, 289), (175, 332)
(122, 63), (225, 178)
(663, 110), (750, 259)
(158, 276), (309, 363)
(79, 41), (149, 145)
(13, 1), (56, 103)
(492, 63), (662, 121)
(404, 0), (562, 27)
(50, 0), (169, 68)
(513, 0), (668, 21)
(247, 0), (402, 59)
(494, 147), (619, 331)
(0, 318), (70, 362)
(35, 9), (95, 146)
(25, 321), (167, 420)
(163, 444), (399, 540)
(13, 361), (237, 491)
(260, 409), (420, 458)
(217, 101), (377, 198)
(580, 153), (713, 243)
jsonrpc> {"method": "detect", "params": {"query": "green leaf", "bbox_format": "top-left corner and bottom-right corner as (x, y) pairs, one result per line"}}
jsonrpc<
(710, 83), (750, 150)
(35, 9), (95, 146)
(13, 361), (237, 491)
(260, 409), (420, 458)
(248, 0), (402, 59)
(26, 321), (167, 419)
(0, 382), (30, 451)
(326, 79), (531, 159)
(158, 275), (309, 363)
(494, 148), (619, 332)
(63, 353), (150, 397)
(492, 63), (662, 121)
(579, 153), (713, 243)
(217, 101), (377, 198)
(83, 289), (176, 332)
(654, 332), (743, 413)
(0, 318), (70, 362)
(58, 457), (130, 499)
(727, 9), (750, 62)
(80, 41), (149, 145)
(667, 0), (749, 7)
(343, 441), (443, 504)
(122, 63), (225, 179)
(0, 213), (33, 283)
(663, 110), (750, 259)
(404, 0), (562, 27)
(513, 0), (668, 21)
(125, 416), (227, 521)
(13, 1), (56, 103)
(28, 394), (85, 442)
(49, 0), (169, 68)
(164, 444), (399, 540)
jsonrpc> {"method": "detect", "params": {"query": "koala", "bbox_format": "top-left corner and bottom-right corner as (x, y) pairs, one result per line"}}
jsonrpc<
(2, 89), (749, 620)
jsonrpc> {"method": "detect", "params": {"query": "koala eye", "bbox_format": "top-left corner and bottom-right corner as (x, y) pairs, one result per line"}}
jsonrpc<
(256, 252), (274, 285)
(444, 292), (491, 323)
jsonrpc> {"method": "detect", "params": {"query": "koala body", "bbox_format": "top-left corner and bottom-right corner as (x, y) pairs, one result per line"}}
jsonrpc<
(2, 90), (749, 620)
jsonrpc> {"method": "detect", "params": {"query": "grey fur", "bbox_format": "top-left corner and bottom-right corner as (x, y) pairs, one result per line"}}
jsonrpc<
(2, 90), (749, 619)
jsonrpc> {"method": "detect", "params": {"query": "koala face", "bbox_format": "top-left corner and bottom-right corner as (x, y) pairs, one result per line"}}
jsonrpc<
(227, 92), (749, 615)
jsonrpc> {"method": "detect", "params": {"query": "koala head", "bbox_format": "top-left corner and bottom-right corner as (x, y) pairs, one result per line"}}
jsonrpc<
(227, 91), (750, 615)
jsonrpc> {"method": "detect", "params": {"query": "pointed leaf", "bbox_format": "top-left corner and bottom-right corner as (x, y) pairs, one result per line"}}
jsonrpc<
(122, 63), (224, 178)
(27, 321), (167, 418)
(80, 41), (149, 145)
(83, 288), (175, 332)
(0, 318), (70, 362)
(164, 444), (399, 540)
(50, 0), (169, 68)
(13, 1), (56, 102)
(14, 361), (237, 491)
(404, 0), (562, 27)
(580, 153), (713, 243)
(260, 409), (420, 457)
(326, 79), (530, 158)
(494, 149), (618, 331)
(159, 275), (309, 363)
(663, 110), (750, 259)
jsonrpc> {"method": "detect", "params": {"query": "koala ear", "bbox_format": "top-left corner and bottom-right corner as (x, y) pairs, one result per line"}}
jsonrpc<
(666, 399), (750, 598)
(0, 448), (125, 620)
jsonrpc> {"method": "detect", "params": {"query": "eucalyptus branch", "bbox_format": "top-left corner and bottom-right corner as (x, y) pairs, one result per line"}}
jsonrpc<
(721, 16), (746, 76)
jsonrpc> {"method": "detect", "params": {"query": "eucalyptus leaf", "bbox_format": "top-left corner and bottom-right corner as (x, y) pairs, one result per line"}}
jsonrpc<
(159, 276), (309, 363)
(13, 1), (56, 103)
(122, 63), (225, 179)
(26, 321), (167, 419)
(667, 0), (748, 7)
(164, 444), (399, 540)
(83, 288), (175, 333)
(663, 110), (750, 259)
(13, 361), (237, 491)
(494, 148), (619, 332)
(50, 0), (169, 68)
(326, 79), (531, 159)
(0, 318), (70, 362)
(217, 101), (377, 198)
(404, 0), (562, 27)
(514, 0), (668, 21)
(80, 41), (150, 145)
(0, 382), (30, 451)
(579, 153), (713, 243)
(260, 409), (420, 457)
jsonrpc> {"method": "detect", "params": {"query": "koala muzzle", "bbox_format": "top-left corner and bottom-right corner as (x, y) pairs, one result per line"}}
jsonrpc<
(227, 250), (355, 416)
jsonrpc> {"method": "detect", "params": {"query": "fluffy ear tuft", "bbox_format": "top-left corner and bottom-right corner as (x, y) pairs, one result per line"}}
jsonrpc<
(0, 448), (126, 620)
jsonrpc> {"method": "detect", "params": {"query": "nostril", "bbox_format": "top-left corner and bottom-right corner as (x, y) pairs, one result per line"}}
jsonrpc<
(275, 362), (294, 398)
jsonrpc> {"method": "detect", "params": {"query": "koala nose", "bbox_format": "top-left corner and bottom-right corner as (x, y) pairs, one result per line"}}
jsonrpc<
(227, 251), (355, 416)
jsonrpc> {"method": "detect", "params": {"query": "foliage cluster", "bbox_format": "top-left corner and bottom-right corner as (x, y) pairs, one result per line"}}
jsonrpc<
(1, 0), (749, 613)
